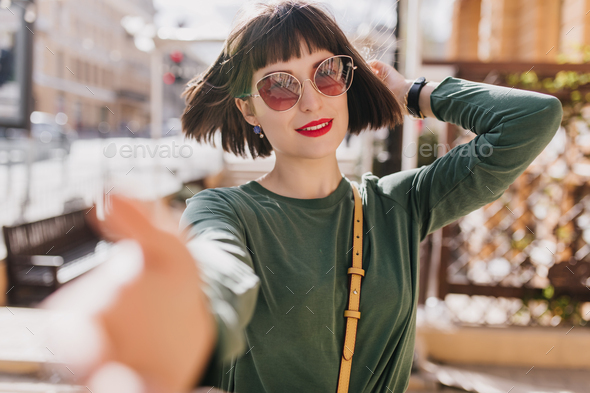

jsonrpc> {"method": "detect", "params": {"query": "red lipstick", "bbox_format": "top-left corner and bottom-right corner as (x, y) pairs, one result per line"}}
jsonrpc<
(295, 118), (333, 137)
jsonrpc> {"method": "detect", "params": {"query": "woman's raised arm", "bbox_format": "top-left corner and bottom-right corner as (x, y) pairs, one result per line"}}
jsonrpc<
(367, 60), (563, 242)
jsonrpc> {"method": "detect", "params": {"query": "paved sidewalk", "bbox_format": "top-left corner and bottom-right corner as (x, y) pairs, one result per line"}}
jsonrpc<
(419, 361), (590, 393)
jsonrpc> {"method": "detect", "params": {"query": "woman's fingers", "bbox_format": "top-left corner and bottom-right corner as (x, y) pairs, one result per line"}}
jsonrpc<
(85, 362), (149, 393)
(102, 195), (161, 243)
(40, 240), (147, 385)
(86, 203), (125, 243)
(367, 59), (410, 104)
(88, 194), (191, 271)
(367, 59), (389, 80)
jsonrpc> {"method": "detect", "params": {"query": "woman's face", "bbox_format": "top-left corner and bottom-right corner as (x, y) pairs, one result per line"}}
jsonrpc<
(236, 45), (349, 160)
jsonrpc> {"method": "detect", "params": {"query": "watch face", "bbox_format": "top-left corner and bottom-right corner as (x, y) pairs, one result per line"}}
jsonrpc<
(416, 76), (426, 84)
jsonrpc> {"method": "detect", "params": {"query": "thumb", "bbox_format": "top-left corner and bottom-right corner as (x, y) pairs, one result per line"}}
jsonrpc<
(94, 194), (164, 249)
(97, 194), (196, 273)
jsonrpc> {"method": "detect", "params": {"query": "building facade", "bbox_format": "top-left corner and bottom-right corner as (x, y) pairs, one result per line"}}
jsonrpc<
(32, 0), (154, 137)
(448, 0), (590, 63)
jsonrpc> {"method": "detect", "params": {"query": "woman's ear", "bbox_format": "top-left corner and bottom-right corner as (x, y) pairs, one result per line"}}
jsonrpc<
(235, 98), (258, 126)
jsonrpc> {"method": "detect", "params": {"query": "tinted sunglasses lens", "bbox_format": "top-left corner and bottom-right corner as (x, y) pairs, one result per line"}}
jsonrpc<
(257, 73), (301, 111)
(315, 56), (354, 96)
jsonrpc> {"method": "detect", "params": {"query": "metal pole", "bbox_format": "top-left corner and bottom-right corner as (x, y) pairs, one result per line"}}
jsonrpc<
(18, 0), (36, 223)
(150, 48), (163, 140)
(401, 0), (421, 171)
(377, 0), (404, 177)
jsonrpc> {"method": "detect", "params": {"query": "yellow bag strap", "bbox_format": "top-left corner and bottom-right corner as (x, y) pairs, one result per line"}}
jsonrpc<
(337, 183), (364, 393)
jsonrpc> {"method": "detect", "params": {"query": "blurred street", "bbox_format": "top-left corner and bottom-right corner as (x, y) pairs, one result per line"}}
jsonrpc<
(0, 134), (224, 259)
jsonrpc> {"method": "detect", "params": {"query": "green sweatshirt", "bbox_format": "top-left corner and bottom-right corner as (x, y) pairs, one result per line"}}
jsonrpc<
(178, 76), (563, 392)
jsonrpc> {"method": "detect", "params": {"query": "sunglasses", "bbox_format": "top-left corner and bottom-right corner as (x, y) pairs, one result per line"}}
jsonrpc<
(239, 55), (357, 112)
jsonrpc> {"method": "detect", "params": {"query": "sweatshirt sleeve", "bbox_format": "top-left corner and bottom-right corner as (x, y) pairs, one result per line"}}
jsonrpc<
(178, 189), (260, 376)
(391, 76), (563, 242)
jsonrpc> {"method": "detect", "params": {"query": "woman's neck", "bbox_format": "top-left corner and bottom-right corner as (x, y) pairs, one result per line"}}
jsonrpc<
(255, 153), (343, 199)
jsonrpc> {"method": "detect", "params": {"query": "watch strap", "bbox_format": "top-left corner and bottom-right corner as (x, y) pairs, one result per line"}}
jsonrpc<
(406, 76), (428, 119)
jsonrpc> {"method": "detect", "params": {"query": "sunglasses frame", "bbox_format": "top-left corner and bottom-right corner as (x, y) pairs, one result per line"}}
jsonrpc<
(239, 55), (357, 112)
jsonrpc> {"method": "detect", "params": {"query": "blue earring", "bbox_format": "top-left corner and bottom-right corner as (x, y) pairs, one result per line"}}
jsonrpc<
(253, 125), (264, 138)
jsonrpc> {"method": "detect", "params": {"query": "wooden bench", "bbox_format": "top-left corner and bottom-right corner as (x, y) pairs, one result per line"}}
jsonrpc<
(2, 208), (113, 307)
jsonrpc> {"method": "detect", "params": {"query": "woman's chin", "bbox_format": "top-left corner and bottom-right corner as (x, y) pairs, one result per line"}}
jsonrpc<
(293, 141), (345, 159)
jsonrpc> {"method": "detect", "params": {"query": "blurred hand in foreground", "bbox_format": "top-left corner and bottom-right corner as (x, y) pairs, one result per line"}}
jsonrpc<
(41, 194), (217, 393)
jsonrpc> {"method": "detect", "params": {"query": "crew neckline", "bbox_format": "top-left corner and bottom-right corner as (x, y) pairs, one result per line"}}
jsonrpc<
(243, 174), (352, 209)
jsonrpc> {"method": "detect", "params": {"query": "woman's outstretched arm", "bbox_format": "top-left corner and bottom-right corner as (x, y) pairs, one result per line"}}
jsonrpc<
(41, 189), (260, 393)
(179, 188), (261, 388)
(41, 195), (218, 393)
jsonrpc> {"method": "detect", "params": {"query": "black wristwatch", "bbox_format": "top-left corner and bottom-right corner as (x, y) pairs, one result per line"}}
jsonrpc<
(406, 76), (428, 119)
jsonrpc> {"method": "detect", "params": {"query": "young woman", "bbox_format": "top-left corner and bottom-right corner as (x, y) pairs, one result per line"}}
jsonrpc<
(43, 1), (562, 392)
(177, 1), (563, 392)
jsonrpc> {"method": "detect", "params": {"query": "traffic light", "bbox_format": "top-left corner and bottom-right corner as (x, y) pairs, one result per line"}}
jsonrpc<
(165, 50), (185, 84)
(163, 72), (175, 85)
(170, 50), (183, 64)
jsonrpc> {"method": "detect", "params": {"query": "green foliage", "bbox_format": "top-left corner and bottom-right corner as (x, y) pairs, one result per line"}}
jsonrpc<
(517, 285), (588, 327)
(504, 43), (590, 124)
(555, 225), (575, 243)
(511, 233), (534, 251)
(543, 285), (554, 299)
(504, 45), (590, 328)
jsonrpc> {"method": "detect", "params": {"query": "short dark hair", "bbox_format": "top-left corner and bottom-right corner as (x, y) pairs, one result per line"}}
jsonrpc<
(181, 0), (403, 159)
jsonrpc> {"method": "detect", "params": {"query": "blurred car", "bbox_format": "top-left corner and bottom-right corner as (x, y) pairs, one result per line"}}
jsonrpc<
(0, 111), (78, 162)
(30, 111), (77, 160)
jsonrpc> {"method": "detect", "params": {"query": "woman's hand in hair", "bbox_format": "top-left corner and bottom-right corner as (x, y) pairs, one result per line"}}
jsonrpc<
(41, 195), (217, 393)
(367, 59), (412, 113)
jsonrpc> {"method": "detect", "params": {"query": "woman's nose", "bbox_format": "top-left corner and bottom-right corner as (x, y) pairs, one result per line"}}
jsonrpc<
(298, 79), (322, 112)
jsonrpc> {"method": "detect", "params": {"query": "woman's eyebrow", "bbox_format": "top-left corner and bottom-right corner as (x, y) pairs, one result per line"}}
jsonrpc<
(261, 58), (327, 78)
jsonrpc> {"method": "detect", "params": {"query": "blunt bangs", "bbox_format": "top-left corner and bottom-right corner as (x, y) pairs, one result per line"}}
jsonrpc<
(227, 2), (343, 98)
